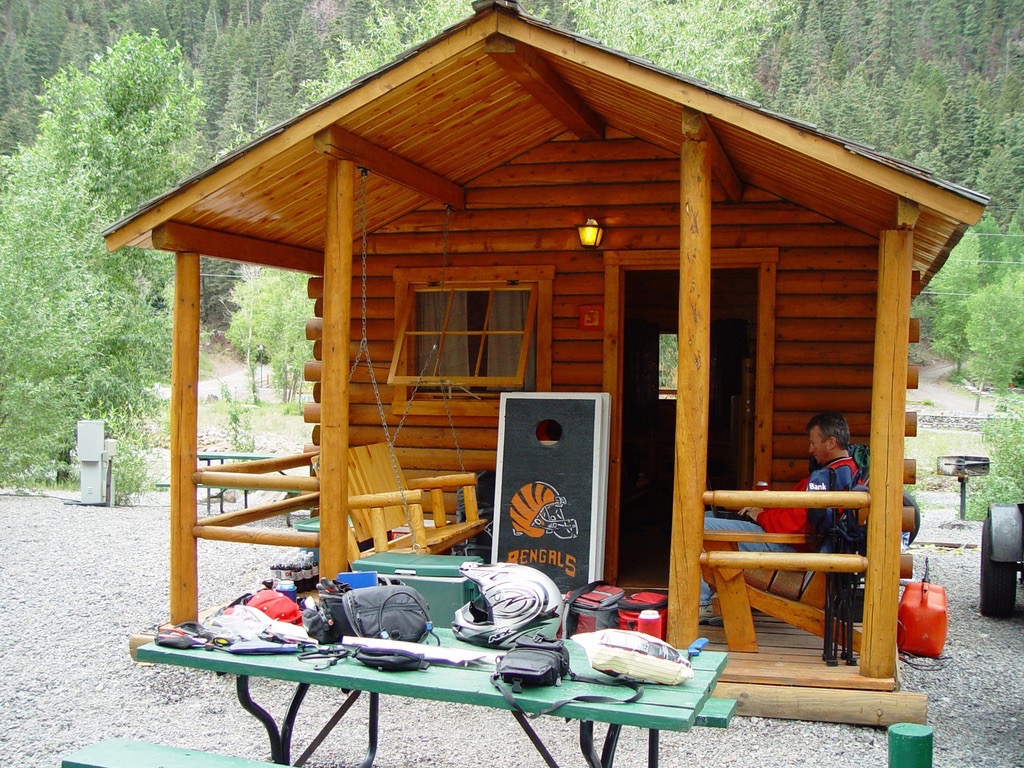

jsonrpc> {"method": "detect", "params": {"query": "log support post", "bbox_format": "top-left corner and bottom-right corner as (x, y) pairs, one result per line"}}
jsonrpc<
(862, 199), (916, 678)
(318, 158), (357, 580)
(170, 251), (200, 623)
(668, 108), (712, 647)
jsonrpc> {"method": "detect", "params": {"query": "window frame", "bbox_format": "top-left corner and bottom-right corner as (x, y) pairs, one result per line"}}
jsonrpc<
(389, 265), (554, 417)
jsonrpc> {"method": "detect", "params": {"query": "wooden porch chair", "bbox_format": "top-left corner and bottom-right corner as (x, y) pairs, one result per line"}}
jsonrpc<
(341, 443), (486, 561)
(700, 503), (915, 654)
(700, 531), (867, 654)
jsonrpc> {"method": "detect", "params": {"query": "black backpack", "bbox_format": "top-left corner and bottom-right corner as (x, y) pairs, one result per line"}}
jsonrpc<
(805, 461), (868, 556)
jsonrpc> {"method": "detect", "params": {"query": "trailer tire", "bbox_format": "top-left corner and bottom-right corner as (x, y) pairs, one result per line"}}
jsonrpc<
(903, 491), (921, 545)
(980, 513), (1018, 617)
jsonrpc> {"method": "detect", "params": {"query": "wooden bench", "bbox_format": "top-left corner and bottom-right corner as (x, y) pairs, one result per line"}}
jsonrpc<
(62, 738), (278, 768)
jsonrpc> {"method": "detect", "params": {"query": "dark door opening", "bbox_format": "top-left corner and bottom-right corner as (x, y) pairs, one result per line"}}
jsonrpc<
(616, 268), (758, 588)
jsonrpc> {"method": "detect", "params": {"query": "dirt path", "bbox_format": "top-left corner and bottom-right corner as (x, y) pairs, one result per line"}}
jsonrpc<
(911, 360), (995, 414)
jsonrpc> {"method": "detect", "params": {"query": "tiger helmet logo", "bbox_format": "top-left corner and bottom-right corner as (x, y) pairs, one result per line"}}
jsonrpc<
(509, 481), (578, 540)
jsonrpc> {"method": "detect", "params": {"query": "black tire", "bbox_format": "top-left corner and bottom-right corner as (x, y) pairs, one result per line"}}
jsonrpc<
(902, 491), (922, 545)
(980, 513), (1019, 618)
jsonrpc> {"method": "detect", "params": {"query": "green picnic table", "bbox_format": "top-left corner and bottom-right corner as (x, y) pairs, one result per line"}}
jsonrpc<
(136, 629), (732, 768)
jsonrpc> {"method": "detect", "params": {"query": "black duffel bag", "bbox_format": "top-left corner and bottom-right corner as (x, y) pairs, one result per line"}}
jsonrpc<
(303, 581), (433, 644)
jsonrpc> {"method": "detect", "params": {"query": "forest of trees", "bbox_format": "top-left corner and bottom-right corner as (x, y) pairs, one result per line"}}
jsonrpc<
(1, 0), (1023, 497)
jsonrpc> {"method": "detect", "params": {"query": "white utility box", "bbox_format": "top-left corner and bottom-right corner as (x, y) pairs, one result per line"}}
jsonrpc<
(77, 420), (116, 505)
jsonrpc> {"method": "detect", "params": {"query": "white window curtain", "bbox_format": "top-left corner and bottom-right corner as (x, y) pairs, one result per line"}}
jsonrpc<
(416, 290), (468, 378)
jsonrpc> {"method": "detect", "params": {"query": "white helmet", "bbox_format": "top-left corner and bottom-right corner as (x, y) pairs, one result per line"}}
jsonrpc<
(452, 563), (563, 649)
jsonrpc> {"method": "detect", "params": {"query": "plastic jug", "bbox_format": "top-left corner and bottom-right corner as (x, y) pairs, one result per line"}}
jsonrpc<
(897, 558), (948, 658)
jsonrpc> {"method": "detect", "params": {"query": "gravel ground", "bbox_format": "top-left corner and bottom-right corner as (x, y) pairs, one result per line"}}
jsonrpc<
(2, 489), (1022, 768)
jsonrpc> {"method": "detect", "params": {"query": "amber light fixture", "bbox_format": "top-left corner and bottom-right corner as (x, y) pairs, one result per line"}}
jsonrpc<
(576, 218), (604, 249)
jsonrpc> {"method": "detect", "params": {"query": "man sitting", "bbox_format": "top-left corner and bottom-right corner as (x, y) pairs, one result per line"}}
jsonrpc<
(699, 411), (859, 619)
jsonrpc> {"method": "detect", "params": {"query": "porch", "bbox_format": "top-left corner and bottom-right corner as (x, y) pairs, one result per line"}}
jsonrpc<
(701, 612), (926, 726)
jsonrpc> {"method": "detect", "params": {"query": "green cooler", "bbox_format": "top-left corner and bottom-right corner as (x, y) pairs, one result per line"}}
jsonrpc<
(350, 552), (483, 625)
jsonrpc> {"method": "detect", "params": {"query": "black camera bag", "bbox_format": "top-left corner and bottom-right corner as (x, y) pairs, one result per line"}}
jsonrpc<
(494, 635), (571, 691)
(491, 634), (643, 719)
(303, 583), (432, 644)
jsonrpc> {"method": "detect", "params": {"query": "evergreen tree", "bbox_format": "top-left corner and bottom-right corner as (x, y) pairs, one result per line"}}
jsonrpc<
(216, 68), (255, 150)
(24, 0), (69, 86)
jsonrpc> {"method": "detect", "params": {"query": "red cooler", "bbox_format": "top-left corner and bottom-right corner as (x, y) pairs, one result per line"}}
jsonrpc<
(618, 591), (668, 639)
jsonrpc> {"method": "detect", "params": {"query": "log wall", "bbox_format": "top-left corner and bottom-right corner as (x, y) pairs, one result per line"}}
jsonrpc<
(302, 130), (912, 481)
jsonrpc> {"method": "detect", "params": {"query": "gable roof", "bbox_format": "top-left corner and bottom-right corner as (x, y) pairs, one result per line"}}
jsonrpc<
(103, 0), (986, 282)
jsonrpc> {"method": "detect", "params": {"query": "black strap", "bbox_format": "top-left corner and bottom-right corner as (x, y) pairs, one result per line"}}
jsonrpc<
(491, 673), (643, 719)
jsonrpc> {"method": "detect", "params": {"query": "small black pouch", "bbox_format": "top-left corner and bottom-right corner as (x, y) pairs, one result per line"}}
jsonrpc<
(353, 646), (429, 671)
(495, 636), (571, 692)
(491, 634), (643, 719)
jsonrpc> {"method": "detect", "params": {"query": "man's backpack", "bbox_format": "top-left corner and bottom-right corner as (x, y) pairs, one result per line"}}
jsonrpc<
(804, 458), (868, 556)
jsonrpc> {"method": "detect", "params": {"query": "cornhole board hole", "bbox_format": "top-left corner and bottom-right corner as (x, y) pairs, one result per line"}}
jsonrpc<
(493, 393), (611, 592)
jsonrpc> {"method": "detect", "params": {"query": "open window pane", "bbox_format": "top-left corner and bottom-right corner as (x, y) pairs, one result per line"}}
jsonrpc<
(390, 282), (536, 389)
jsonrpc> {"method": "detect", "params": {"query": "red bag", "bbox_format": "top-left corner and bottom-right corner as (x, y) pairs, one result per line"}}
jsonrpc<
(565, 582), (624, 636)
(617, 591), (668, 639)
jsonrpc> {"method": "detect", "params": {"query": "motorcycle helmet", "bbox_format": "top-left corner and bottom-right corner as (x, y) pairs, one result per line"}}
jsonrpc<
(452, 563), (563, 648)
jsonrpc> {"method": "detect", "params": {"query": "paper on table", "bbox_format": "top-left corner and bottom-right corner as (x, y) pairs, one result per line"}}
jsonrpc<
(342, 636), (496, 666)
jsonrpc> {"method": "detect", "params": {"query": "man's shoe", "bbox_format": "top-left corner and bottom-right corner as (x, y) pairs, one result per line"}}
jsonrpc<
(698, 604), (715, 624)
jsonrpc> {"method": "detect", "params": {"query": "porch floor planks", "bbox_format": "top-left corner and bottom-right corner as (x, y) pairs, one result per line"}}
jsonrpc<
(694, 611), (925, 725)
(700, 613), (895, 692)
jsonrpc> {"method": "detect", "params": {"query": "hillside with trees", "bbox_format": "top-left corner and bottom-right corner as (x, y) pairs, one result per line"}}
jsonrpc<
(1, 0), (1022, 498)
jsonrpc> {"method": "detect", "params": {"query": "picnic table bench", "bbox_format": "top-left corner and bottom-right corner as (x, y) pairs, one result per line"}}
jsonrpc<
(133, 629), (733, 768)
(157, 452), (305, 517)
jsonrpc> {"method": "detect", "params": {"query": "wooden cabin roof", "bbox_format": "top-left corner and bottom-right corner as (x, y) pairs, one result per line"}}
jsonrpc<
(103, 0), (986, 283)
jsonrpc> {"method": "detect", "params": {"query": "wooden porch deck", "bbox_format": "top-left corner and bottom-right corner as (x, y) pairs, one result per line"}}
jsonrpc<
(699, 612), (927, 726)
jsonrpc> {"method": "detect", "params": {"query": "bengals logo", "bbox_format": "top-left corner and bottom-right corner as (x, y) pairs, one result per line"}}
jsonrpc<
(509, 482), (579, 540)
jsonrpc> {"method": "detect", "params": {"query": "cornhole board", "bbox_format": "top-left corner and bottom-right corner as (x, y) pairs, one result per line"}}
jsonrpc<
(493, 393), (611, 592)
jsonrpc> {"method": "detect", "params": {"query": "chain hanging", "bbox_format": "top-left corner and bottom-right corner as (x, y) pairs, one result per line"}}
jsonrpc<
(347, 168), (415, 536)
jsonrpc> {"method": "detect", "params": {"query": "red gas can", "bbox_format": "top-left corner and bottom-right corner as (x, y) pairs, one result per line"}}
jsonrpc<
(897, 579), (948, 658)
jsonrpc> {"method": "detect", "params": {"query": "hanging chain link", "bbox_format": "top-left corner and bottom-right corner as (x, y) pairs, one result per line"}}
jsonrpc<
(346, 192), (465, 541)
(347, 167), (414, 535)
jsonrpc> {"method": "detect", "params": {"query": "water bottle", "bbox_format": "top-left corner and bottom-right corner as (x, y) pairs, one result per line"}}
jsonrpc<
(637, 609), (663, 638)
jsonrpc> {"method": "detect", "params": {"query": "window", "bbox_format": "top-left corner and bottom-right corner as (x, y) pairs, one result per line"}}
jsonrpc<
(658, 333), (678, 400)
(389, 266), (553, 415)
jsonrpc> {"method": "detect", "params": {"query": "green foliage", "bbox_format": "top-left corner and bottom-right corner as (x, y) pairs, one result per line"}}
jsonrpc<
(921, 233), (979, 371)
(226, 268), (312, 403)
(0, 32), (203, 491)
(966, 269), (1024, 390)
(968, 398), (1024, 518)
(108, 404), (161, 504)
(305, 0), (471, 100)
(566, 0), (794, 97)
(221, 385), (256, 452)
(658, 333), (678, 389)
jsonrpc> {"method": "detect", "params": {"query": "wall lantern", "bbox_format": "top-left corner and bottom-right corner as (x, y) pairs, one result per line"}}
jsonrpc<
(576, 219), (604, 249)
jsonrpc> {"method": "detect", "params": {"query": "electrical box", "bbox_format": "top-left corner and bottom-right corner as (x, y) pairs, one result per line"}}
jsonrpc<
(77, 420), (115, 505)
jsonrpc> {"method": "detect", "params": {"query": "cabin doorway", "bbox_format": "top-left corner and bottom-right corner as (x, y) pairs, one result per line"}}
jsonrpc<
(616, 267), (760, 587)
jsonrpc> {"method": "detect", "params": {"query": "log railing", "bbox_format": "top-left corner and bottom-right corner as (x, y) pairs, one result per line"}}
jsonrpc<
(189, 452), (321, 549)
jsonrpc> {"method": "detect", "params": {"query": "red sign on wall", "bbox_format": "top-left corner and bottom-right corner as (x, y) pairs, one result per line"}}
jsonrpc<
(579, 305), (603, 330)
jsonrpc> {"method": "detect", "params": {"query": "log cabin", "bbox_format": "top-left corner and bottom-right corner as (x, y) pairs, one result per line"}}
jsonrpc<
(104, 0), (986, 725)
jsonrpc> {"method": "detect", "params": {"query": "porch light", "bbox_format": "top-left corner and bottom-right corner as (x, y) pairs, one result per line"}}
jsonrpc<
(576, 219), (604, 249)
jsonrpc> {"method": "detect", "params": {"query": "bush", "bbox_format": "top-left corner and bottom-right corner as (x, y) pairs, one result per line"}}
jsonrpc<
(107, 405), (160, 505)
(222, 385), (255, 452)
(968, 398), (1024, 518)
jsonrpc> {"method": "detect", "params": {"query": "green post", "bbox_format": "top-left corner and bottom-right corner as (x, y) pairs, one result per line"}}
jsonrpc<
(888, 723), (933, 768)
